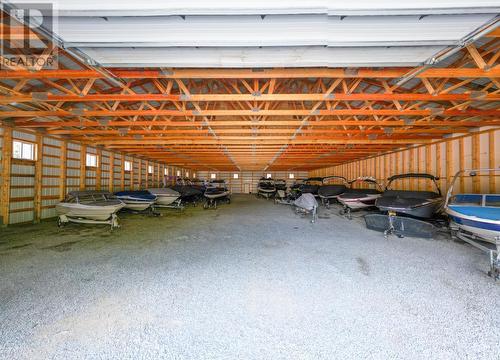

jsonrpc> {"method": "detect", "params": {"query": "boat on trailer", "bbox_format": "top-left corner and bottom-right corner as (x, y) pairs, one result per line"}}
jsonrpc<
(148, 187), (183, 209)
(366, 173), (444, 238)
(375, 173), (443, 219)
(337, 177), (382, 219)
(445, 169), (499, 279)
(293, 193), (318, 223)
(56, 191), (125, 229)
(317, 176), (348, 208)
(204, 180), (231, 209)
(115, 190), (157, 212)
(257, 177), (276, 199)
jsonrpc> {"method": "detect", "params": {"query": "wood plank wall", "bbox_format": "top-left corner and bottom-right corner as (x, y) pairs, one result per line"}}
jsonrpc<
(0, 126), (192, 225)
(310, 128), (499, 194)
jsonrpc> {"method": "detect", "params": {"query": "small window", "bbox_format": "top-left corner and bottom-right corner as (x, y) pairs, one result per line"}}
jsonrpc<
(148, 165), (153, 174)
(186, 172), (189, 178)
(12, 140), (35, 161)
(289, 173), (295, 179)
(233, 173), (239, 179)
(211, 173), (216, 179)
(86, 153), (98, 167)
(193, 172), (196, 178)
(164, 168), (168, 175)
(124, 160), (132, 172)
(266, 173), (272, 179)
(177, 170), (181, 177)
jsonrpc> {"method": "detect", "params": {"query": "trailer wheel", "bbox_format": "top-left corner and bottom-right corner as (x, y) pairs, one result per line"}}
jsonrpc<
(57, 218), (64, 228)
(203, 202), (209, 210)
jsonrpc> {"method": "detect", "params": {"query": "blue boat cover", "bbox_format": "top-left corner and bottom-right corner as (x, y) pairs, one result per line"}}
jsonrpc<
(115, 190), (156, 200)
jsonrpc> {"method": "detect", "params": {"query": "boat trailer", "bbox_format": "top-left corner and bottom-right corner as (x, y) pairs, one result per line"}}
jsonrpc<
(57, 213), (120, 230)
(365, 212), (438, 239)
(153, 198), (185, 211)
(451, 227), (500, 281)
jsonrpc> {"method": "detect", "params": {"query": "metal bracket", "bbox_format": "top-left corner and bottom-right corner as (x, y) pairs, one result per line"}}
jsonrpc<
(32, 92), (48, 101)
(429, 107), (444, 116)
(470, 91), (487, 100)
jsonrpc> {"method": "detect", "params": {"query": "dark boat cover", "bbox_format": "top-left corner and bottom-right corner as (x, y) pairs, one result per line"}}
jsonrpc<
(376, 190), (441, 208)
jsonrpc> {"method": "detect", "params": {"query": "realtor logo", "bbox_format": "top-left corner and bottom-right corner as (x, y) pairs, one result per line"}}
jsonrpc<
(0, 2), (58, 69)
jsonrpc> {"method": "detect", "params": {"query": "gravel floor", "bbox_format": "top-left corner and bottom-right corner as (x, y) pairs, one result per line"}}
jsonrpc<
(0, 195), (499, 359)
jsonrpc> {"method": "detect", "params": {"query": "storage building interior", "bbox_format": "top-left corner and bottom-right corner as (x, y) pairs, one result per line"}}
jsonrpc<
(0, 1), (499, 358)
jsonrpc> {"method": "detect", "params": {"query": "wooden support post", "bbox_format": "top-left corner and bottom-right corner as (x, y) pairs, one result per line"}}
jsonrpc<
(80, 144), (86, 190)
(436, 143), (443, 191)
(156, 163), (160, 186)
(33, 133), (43, 223)
(120, 154), (125, 190)
(489, 131), (497, 193)
(95, 148), (102, 190)
(145, 160), (149, 186)
(446, 140), (453, 190)
(472, 133), (480, 193)
(1, 127), (12, 226)
(426, 145), (432, 191)
(59, 140), (67, 200)
(130, 158), (134, 190)
(137, 159), (142, 189)
(459, 138), (464, 192)
(108, 152), (114, 192)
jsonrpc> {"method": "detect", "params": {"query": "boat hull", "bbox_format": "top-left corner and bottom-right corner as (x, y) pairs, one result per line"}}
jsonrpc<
(446, 207), (500, 244)
(205, 190), (230, 199)
(56, 203), (125, 221)
(121, 200), (155, 211)
(338, 194), (381, 210)
(376, 201), (441, 219)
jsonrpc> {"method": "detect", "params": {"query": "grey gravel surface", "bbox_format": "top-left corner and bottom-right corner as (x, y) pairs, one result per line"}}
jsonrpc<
(0, 195), (499, 360)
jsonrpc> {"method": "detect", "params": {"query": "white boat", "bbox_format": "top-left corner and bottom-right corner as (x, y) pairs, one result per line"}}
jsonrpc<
(445, 169), (500, 280)
(337, 177), (383, 218)
(445, 169), (500, 244)
(56, 191), (125, 228)
(148, 187), (181, 206)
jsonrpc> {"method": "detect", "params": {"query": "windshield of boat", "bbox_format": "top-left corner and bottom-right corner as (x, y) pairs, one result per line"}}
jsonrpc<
(386, 176), (440, 195)
(322, 176), (346, 185)
(349, 178), (381, 191)
(449, 194), (483, 206)
(486, 195), (500, 207)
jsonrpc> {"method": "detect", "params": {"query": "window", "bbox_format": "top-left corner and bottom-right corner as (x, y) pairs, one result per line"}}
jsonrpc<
(12, 140), (35, 161)
(148, 165), (153, 174)
(193, 173), (196, 178)
(289, 173), (295, 179)
(164, 168), (168, 175)
(266, 173), (272, 179)
(210, 173), (216, 179)
(124, 160), (132, 172)
(177, 170), (181, 177)
(86, 153), (98, 167)
(233, 173), (239, 179)
(186, 172), (189, 178)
